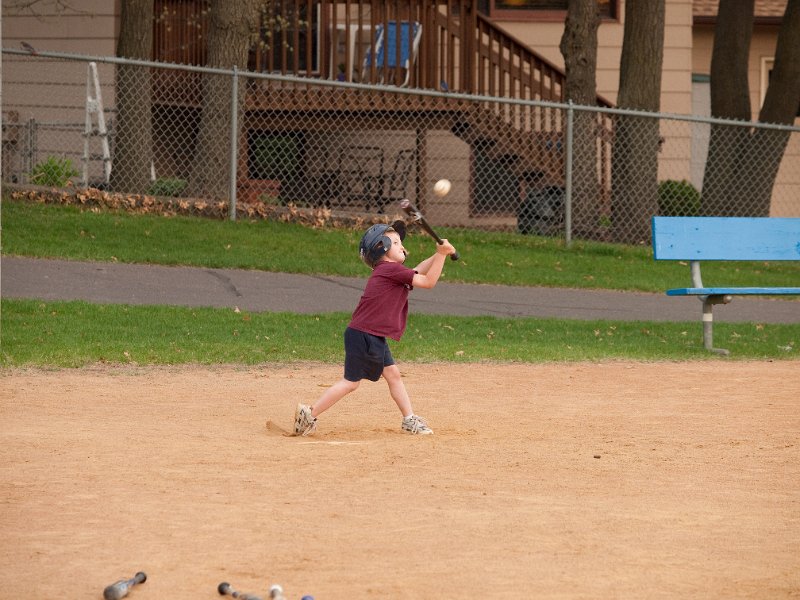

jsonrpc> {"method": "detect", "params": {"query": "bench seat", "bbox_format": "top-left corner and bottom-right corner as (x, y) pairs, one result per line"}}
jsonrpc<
(667, 287), (800, 296)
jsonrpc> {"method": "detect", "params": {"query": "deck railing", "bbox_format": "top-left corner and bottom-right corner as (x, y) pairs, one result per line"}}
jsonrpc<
(152, 0), (608, 103)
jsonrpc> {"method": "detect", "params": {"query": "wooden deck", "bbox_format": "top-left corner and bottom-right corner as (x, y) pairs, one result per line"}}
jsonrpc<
(152, 0), (613, 220)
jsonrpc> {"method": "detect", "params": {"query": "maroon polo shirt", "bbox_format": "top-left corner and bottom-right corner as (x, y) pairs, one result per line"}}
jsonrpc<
(349, 260), (415, 341)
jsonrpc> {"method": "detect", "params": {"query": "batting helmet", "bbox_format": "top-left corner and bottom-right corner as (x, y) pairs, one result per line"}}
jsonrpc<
(359, 220), (406, 268)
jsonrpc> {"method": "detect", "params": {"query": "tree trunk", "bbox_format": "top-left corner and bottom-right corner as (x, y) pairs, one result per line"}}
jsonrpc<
(559, 0), (600, 237)
(747, 0), (800, 214)
(187, 0), (261, 199)
(611, 0), (665, 244)
(701, 0), (754, 216)
(110, 0), (153, 194)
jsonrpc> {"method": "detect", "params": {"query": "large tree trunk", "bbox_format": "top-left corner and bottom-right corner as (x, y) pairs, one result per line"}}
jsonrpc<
(701, 0), (754, 216)
(187, 0), (261, 199)
(747, 0), (800, 214)
(559, 0), (600, 237)
(110, 0), (153, 194)
(610, 0), (665, 244)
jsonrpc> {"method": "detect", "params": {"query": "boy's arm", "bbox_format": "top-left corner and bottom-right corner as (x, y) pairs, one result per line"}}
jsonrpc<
(413, 239), (457, 274)
(413, 254), (437, 275)
(412, 240), (456, 289)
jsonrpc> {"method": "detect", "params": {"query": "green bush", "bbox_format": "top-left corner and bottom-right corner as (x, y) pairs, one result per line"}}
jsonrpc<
(248, 134), (300, 180)
(658, 179), (701, 216)
(29, 156), (79, 187)
(147, 177), (188, 198)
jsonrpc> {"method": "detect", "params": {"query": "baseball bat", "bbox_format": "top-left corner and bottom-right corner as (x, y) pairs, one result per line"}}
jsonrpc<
(218, 582), (264, 600)
(398, 199), (460, 261)
(103, 571), (146, 600)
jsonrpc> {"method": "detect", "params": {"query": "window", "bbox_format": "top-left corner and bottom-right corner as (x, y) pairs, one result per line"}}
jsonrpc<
(761, 57), (774, 109)
(482, 0), (617, 20)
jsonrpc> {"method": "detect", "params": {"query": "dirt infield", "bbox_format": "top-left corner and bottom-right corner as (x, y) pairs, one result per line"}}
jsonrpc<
(1, 361), (798, 599)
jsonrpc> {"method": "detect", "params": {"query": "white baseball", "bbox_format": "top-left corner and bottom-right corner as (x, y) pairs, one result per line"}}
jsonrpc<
(433, 179), (451, 197)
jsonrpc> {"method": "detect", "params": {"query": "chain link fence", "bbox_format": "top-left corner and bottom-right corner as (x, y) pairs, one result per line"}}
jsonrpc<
(3, 49), (799, 244)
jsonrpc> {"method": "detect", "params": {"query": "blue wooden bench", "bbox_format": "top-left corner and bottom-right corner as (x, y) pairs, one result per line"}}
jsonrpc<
(651, 216), (800, 355)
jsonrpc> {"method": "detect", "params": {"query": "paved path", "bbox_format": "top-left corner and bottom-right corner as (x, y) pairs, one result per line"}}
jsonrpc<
(2, 256), (799, 323)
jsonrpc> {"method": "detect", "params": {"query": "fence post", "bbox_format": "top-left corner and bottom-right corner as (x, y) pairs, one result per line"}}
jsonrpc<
(229, 65), (239, 221)
(27, 117), (37, 183)
(564, 100), (574, 247)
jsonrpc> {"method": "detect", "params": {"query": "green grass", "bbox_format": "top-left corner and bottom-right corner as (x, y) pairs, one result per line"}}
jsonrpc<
(2, 198), (798, 367)
(4, 199), (800, 292)
(2, 299), (798, 367)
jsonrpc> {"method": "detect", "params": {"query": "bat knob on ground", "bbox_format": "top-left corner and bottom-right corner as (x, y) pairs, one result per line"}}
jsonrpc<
(103, 571), (146, 600)
(218, 582), (264, 600)
(269, 584), (287, 599)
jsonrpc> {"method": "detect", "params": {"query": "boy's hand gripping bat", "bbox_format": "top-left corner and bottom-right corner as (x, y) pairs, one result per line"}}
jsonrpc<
(399, 199), (460, 261)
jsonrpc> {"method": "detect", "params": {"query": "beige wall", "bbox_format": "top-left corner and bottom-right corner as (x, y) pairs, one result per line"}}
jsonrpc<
(692, 23), (789, 123)
(2, 0), (119, 56)
(495, 0), (695, 115)
(2, 1), (120, 117)
(2, 0), (120, 184)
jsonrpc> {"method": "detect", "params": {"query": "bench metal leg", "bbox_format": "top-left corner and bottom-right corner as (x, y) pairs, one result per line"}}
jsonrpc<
(702, 295), (732, 356)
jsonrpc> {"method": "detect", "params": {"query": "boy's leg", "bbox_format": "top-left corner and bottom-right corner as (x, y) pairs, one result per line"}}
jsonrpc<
(384, 364), (433, 435)
(294, 378), (359, 436)
(312, 378), (360, 417)
(382, 364), (412, 418)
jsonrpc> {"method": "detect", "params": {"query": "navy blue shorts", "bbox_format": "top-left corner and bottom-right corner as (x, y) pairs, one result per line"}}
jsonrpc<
(343, 327), (395, 382)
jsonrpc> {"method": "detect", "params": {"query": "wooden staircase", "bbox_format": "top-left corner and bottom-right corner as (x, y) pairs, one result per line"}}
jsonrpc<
(445, 11), (613, 187)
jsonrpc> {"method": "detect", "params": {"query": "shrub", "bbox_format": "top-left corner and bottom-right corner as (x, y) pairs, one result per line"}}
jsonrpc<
(248, 134), (300, 180)
(658, 179), (701, 216)
(29, 156), (79, 187)
(147, 177), (188, 198)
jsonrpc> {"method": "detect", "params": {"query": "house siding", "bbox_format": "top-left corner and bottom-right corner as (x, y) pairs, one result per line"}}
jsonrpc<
(496, 0), (694, 115)
(692, 23), (793, 122)
(3, 0), (120, 56)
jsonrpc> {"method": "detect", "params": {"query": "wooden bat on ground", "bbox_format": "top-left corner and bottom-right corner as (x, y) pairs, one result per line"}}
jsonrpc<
(103, 571), (146, 600)
(218, 582), (264, 600)
(399, 199), (460, 261)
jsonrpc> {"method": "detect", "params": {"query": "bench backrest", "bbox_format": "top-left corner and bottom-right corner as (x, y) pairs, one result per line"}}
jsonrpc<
(652, 216), (800, 261)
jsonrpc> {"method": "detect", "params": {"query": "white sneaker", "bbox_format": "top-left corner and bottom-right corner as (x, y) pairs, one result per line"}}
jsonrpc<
(401, 415), (433, 435)
(293, 403), (317, 436)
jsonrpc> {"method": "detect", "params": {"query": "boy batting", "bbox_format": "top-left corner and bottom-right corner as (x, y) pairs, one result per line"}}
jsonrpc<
(293, 220), (457, 436)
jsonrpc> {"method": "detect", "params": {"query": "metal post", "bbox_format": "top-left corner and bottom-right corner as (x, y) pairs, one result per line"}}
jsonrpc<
(702, 299), (714, 351)
(27, 117), (36, 183)
(564, 100), (574, 247)
(702, 295), (732, 356)
(228, 65), (239, 221)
